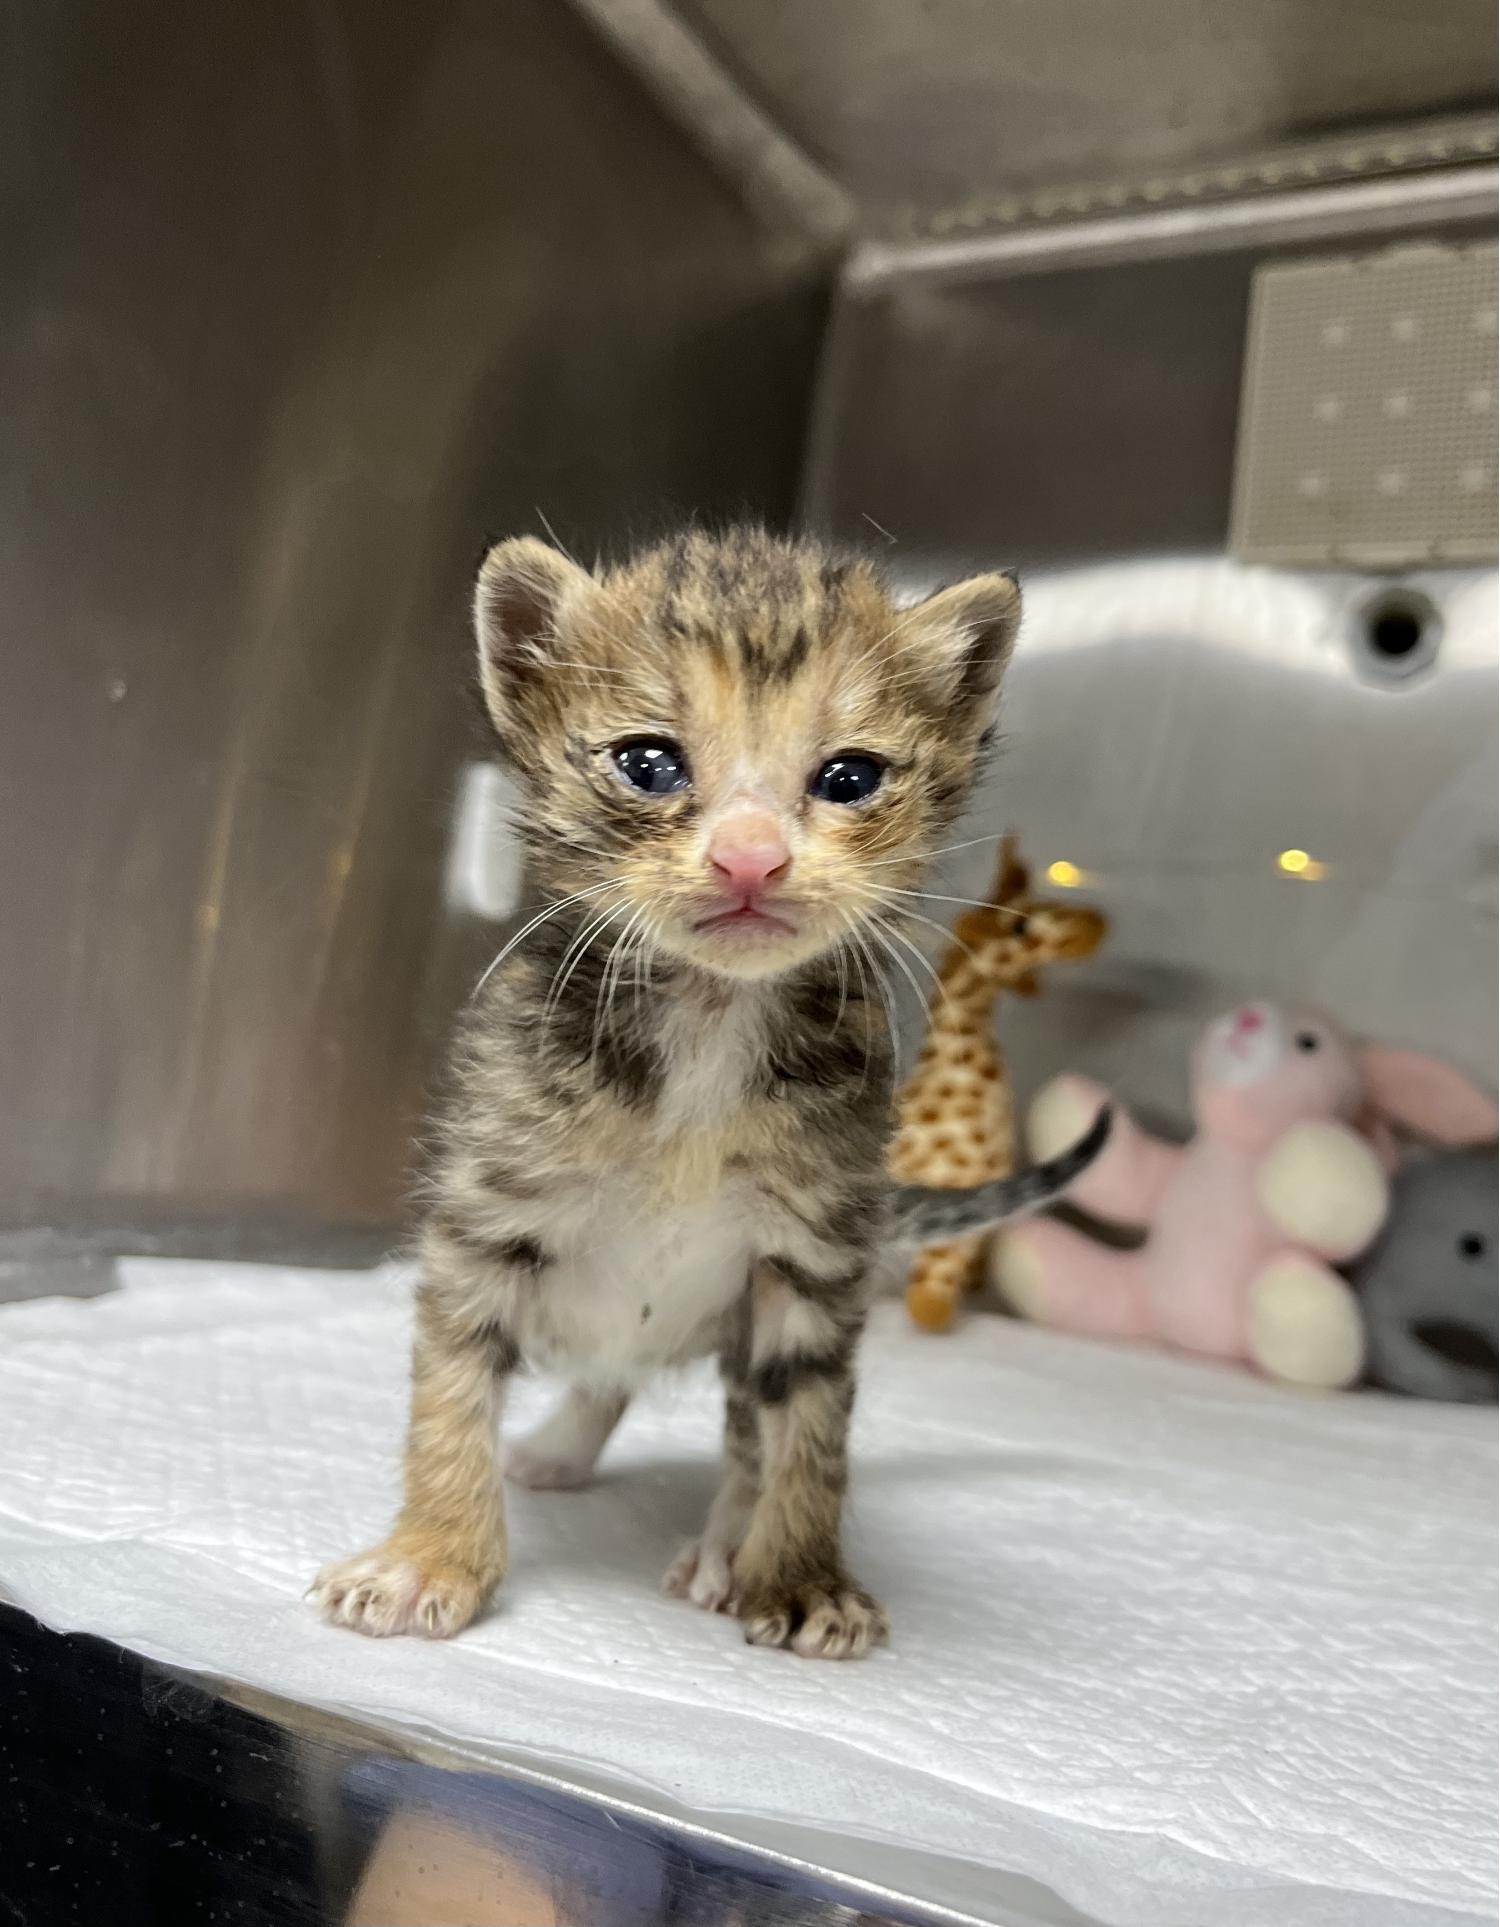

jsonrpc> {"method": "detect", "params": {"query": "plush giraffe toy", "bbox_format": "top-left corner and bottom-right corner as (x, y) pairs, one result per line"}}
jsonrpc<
(888, 839), (1107, 1331)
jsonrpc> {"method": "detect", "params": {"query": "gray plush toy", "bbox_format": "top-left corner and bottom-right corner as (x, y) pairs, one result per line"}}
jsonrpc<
(1352, 1149), (1498, 1404)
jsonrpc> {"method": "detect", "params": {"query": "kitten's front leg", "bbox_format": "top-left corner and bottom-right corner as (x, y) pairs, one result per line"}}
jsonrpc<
(312, 1228), (519, 1639)
(730, 1258), (887, 1661)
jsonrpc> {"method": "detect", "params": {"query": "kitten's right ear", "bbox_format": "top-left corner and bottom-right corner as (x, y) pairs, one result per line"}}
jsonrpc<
(910, 569), (1022, 717)
(473, 537), (596, 734)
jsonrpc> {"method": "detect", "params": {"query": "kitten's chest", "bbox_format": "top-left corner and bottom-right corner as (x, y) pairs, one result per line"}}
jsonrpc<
(528, 1181), (756, 1383)
(640, 991), (782, 1201)
(515, 998), (784, 1379)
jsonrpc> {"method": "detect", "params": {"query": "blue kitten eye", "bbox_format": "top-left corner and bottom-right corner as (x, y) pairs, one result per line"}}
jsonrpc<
(810, 755), (884, 805)
(612, 739), (690, 795)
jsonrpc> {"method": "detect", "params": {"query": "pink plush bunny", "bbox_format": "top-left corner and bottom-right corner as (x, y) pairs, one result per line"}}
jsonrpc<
(991, 1002), (1499, 1388)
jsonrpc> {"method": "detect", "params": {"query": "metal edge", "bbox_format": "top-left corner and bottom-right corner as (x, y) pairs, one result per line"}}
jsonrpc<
(886, 109), (1498, 243)
(209, 1672), (1061, 1927)
(1226, 249), (1279, 561)
(845, 163), (1499, 287)
(564, 0), (856, 245)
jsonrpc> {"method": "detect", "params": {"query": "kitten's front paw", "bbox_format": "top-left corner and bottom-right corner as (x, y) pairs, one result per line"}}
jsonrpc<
(310, 1546), (487, 1640)
(661, 1537), (738, 1613)
(738, 1578), (889, 1660)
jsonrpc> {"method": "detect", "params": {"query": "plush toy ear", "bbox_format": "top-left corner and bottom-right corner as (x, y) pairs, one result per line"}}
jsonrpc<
(473, 536), (597, 739)
(1357, 1045), (1500, 1147)
(907, 571), (1022, 717)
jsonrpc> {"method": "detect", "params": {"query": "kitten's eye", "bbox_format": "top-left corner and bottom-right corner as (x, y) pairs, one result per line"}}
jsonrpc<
(1011, 915), (1030, 937)
(810, 755), (885, 806)
(612, 739), (690, 795)
(1295, 1031), (1321, 1052)
(1458, 1232), (1487, 1260)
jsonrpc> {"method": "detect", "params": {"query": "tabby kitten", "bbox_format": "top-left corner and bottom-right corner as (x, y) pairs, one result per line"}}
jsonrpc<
(312, 528), (1105, 1660)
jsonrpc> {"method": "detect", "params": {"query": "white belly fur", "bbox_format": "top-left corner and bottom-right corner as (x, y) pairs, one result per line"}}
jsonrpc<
(515, 1177), (755, 1388)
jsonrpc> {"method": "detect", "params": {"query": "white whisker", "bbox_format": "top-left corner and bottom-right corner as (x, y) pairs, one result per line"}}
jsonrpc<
(474, 880), (618, 996)
(868, 914), (939, 1021)
(850, 922), (901, 1060)
(590, 904), (651, 1076)
(862, 831), (1012, 871)
(874, 900), (985, 955)
(873, 913), (954, 1009)
(631, 909), (660, 1020)
(876, 883), (1032, 925)
(588, 921), (633, 1080)
(544, 893), (631, 1023)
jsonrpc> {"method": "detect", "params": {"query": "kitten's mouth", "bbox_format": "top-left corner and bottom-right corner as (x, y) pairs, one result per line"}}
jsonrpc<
(693, 903), (799, 939)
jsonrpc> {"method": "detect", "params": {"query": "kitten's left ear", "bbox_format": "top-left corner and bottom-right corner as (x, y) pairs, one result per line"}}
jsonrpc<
(473, 536), (598, 737)
(912, 570), (1022, 712)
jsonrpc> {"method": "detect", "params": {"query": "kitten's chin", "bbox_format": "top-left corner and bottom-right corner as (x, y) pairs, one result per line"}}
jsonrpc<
(665, 915), (832, 983)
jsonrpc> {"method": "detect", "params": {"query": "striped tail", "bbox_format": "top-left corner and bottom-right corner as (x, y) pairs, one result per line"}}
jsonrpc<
(889, 1106), (1112, 1247)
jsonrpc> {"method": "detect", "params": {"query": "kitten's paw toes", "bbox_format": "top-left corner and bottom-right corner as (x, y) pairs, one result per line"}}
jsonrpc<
(310, 1548), (485, 1640)
(791, 1587), (889, 1661)
(502, 1444), (594, 1491)
(738, 1580), (889, 1660)
(661, 1539), (737, 1612)
(660, 1540), (699, 1599)
(690, 1547), (738, 1614)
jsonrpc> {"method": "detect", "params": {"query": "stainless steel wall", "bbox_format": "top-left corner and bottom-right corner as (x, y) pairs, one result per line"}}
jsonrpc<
(0, 0), (831, 1248)
(2, 2), (1494, 1252)
(670, 0), (1495, 228)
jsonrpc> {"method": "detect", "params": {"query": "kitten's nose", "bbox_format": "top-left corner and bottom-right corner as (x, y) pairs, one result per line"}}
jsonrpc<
(708, 808), (790, 897)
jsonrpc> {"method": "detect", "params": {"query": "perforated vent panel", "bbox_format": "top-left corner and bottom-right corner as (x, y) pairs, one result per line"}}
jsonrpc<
(1232, 241), (1497, 566)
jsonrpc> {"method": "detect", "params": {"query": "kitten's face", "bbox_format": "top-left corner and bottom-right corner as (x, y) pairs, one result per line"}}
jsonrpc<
(475, 530), (1020, 983)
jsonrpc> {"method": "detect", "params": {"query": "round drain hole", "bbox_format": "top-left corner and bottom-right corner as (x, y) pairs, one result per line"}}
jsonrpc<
(1351, 586), (1440, 681)
(1368, 602), (1424, 658)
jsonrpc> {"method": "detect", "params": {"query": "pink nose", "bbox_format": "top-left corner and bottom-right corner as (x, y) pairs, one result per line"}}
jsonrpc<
(1235, 1007), (1265, 1033)
(708, 813), (790, 897)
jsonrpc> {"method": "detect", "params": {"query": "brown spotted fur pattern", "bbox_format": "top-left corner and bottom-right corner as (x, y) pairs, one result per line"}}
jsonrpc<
(891, 840), (1108, 1330)
(312, 527), (1090, 1659)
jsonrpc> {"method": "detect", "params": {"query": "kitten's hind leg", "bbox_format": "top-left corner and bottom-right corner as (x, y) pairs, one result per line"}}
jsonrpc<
(504, 1384), (628, 1490)
(663, 1372), (759, 1611)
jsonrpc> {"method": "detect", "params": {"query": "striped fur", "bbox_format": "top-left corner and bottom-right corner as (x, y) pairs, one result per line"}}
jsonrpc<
(313, 527), (1090, 1661)
(890, 1103), (1112, 1243)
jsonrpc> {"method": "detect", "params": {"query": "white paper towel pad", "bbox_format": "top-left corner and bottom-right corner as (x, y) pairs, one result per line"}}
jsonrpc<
(0, 1259), (1493, 1927)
